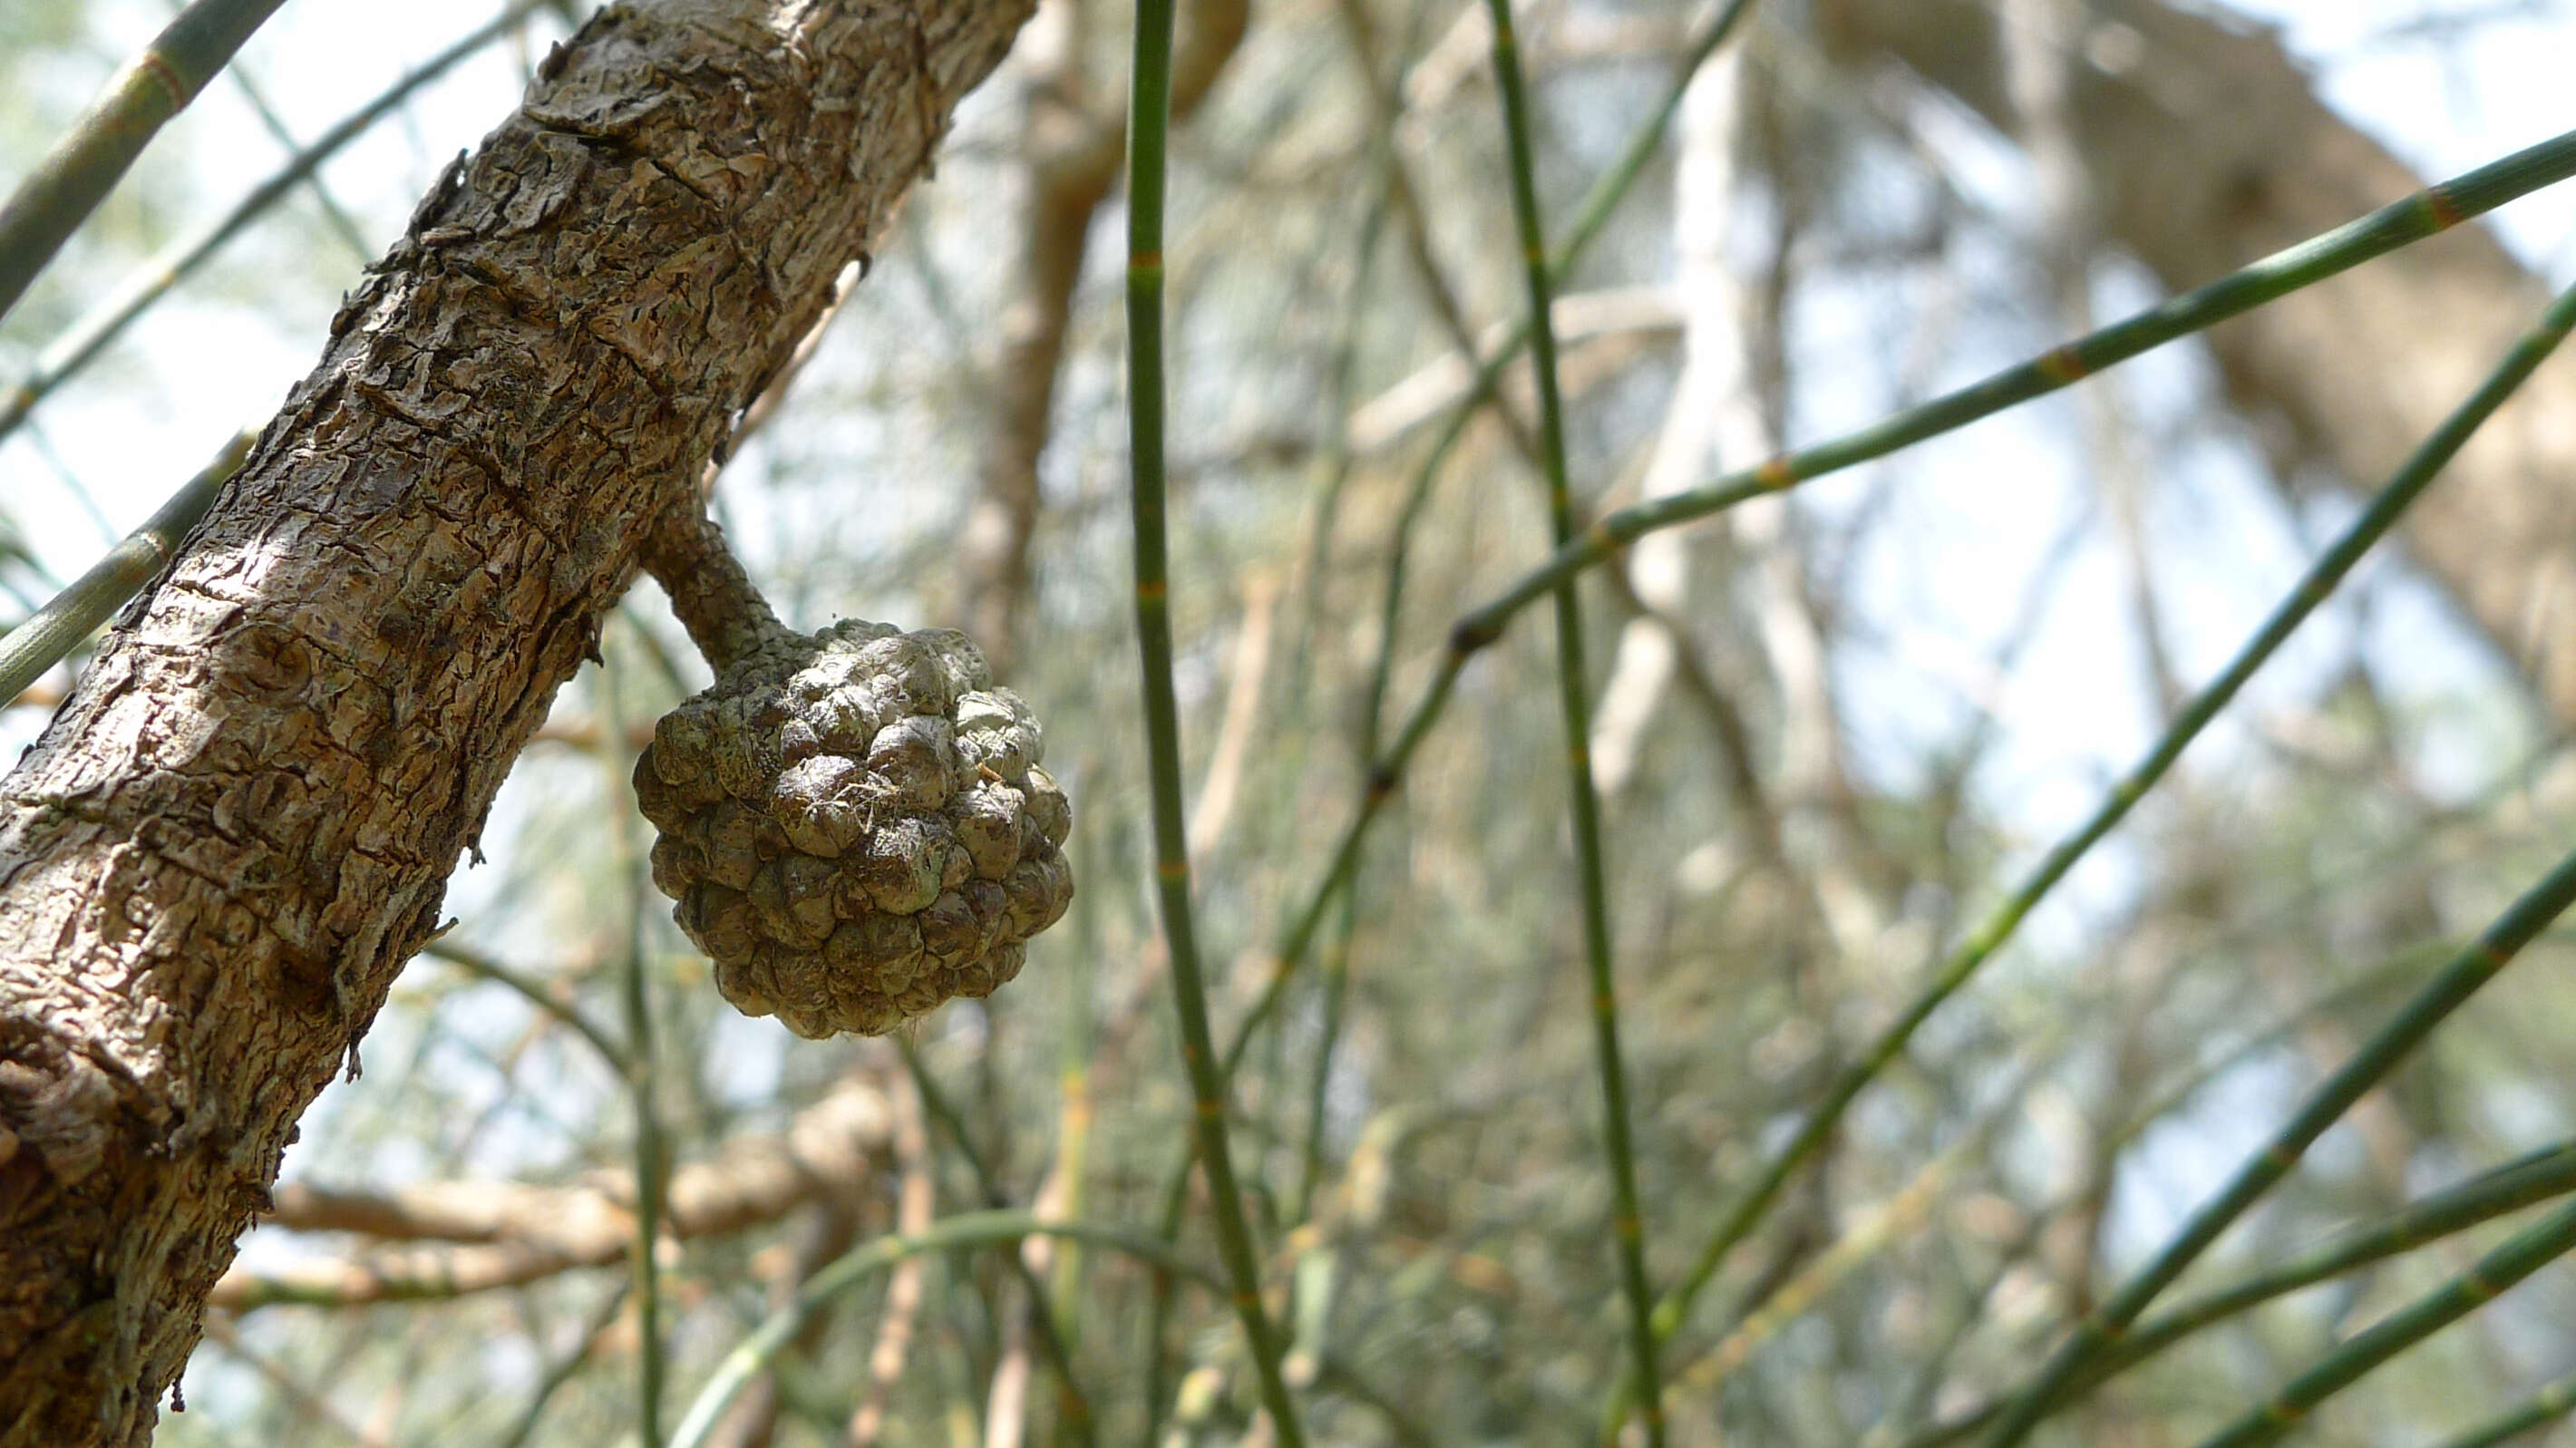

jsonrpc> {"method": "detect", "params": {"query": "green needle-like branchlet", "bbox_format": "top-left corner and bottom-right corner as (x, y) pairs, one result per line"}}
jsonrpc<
(2426, 1369), (2576, 1448)
(1894, 1138), (2576, 1448)
(1592, 209), (2576, 1438)
(596, 656), (668, 1447)
(0, 429), (253, 707)
(2117, 1139), (2576, 1378)
(0, 0), (291, 326)
(1973, 272), (2576, 1448)
(1229, 121), (2576, 1155)
(1210, 0), (1763, 1122)
(2186, 1194), (2576, 1448)
(1123, 0), (1305, 1433)
(0, 1), (549, 450)
(1459, 125), (2576, 637)
(1481, 0), (1665, 1438)
(666, 1212), (1229, 1448)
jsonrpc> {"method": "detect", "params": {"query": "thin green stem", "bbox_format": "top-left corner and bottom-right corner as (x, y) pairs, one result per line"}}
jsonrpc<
(669, 1214), (1229, 1448)
(0, 428), (252, 706)
(1123, 0), (1303, 1432)
(0, 1), (548, 449)
(2426, 1369), (2576, 1448)
(1899, 1139), (2576, 1448)
(893, 1038), (1098, 1445)
(1202, 0), (1764, 1087)
(2124, 1140), (2576, 1383)
(1550, 0), (1759, 291)
(1974, 276), (2576, 1448)
(1292, 886), (1359, 1226)
(495, 1282), (632, 1448)
(1481, 0), (1663, 1437)
(0, 0), (291, 326)
(420, 939), (631, 1076)
(2187, 1195), (2576, 1448)
(212, 54), (373, 264)
(1215, 92), (2576, 1135)
(1046, 948), (1098, 1414)
(1461, 126), (2576, 636)
(618, 928), (666, 1429)
(599, 650), (666, 1446)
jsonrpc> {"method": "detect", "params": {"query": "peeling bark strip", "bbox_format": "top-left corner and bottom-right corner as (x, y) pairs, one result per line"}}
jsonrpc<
(0, 0), (1032, 1441)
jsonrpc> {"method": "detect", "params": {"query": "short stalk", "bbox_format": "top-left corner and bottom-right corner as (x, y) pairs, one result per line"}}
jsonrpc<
(637, 504), (789, 673)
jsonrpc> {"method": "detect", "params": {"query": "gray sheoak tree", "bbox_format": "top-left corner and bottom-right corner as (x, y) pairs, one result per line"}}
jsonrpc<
(5, 0), (2575, 1441)
(0, 0), (1032, 1441)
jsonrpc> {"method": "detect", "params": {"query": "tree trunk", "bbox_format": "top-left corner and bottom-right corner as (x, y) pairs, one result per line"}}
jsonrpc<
(0, 0), (1032, 1441)
(1823, 0), (2576, 726)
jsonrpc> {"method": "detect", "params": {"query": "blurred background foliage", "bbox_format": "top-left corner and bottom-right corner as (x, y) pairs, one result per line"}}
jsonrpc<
(7, 0), (2576, 1444)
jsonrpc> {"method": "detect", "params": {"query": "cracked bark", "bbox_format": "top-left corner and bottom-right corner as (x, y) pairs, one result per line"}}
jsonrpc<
(1824, 0), (2576, 727)
(0, 0), (1033, 1441)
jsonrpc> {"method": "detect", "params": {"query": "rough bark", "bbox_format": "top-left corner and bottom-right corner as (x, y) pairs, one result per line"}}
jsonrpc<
(1823, 0), (2576, 726)
(0, 0), (1033, 1440)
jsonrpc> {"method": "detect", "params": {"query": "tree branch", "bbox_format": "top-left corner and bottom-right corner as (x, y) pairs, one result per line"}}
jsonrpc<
(211, 1075), (893, 1312)
(0, 0), (1034, 1438)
